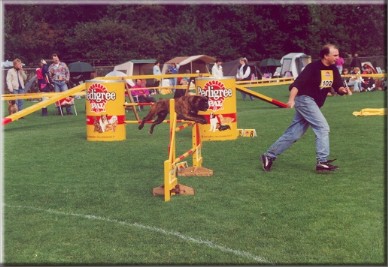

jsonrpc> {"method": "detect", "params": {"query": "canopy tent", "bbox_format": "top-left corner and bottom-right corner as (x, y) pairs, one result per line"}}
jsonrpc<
(280, 53), (311, 79)
(161, 55), (216, 74)
(105, 70), (135, 86)
(259, 58), (281, 75)
(2, 60), (13, 68)
(2, 60), (25, 69)
(114, 59), (156, 76)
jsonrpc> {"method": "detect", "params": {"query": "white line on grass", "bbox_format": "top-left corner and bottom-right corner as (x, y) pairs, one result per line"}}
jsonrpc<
(6, 204), (271, 264)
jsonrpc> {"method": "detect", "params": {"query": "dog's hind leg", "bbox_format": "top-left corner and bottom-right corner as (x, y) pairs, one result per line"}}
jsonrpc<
(149, 111), (168, 134)
(138, 110), (156, 130)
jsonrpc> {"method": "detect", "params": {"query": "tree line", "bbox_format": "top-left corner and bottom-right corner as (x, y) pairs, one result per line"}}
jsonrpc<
(3, 4), (386, 66)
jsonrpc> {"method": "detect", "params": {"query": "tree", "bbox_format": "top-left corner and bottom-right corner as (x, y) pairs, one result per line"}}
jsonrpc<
(3, 4), (386, 66)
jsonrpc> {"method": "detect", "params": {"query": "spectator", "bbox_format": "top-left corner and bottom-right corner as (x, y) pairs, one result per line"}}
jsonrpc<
(350, 52), (362, 71)
(347, 67), (363, 92)
(174, 71), (191, 99)
(340, 68), (353, 96)
(212, 58), (224, 79)
(131, 79), (155, 110)
(6, 58), (27, 114)
(181, 69), (191, 84)
(335, 54), (345, 74)
(168, 63), (179, 92)
(361, 68), (376, 92)
(341, 68), (351, 88)
(152, 60), (161, 93)
(236, 57), (253, 101)
(36, 59), (51, 116)
(48, 53), (72, 115)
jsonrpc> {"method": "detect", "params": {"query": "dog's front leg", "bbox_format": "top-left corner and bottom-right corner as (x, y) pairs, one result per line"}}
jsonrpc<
(179, 114), (207, 124)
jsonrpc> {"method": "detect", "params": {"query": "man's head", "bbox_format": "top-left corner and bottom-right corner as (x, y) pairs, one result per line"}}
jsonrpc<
(13, 58), (23, 70)
(320, 44), (339, 66)
(52, 53), (60, 64)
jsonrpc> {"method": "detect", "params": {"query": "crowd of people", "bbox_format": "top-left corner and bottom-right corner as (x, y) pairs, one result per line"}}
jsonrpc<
(336, 53), (385, 94)
(6, 53), (73, 116)
(5, 51), (385, 117)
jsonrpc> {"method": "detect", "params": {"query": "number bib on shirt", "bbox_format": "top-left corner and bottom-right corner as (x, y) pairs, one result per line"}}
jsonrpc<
(320, 70), (334, 89)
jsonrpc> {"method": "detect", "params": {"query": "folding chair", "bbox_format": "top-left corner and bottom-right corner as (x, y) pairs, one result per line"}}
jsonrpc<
(56, 96), (78, 116)
(125, 84), (140, 121)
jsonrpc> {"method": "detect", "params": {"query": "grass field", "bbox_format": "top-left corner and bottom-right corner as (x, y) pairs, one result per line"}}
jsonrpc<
(2, 85), (386, 265)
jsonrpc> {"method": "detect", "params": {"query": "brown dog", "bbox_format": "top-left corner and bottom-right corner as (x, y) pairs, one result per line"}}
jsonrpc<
(8, 100), (18, 115)
(138, 95), (209, 134)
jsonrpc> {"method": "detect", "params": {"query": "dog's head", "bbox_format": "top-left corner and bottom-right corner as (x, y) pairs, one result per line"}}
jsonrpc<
(194, 96), (209, 111)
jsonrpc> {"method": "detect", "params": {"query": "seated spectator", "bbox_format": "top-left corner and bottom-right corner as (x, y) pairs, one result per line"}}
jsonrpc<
(361, 68), (376, 92)
(342, 68), (351, 89)
(131, 79), (155, 110)
(262, 72), (272, 79)
(347, 67), (363, 93)
(339, 68), (353, 96)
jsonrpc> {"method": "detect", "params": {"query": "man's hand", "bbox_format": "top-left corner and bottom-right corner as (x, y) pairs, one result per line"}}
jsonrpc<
(287, 87), (298, 108)
(338, 87), (350, 94)
(287, 100), (295, 108)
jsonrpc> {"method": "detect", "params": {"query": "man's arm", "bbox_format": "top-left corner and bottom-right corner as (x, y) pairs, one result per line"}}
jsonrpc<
(288, 87), (299, 108)
(6, 70), (13, 92)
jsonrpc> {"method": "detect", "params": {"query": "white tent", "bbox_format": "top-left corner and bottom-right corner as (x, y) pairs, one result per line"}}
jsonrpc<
(105, 70), (135, 86)
(114, 59), (156, 76)
(2, 60), (25, 68)
(161, 55), (216, 74)
(280, 53), (311, 79)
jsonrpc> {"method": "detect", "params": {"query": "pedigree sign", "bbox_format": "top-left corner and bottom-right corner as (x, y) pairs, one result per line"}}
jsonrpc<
(85, 80), (126, 141)
(86, 83), (117, 113)
(196, 77), (237, 141)
(197, 80), (233, 112)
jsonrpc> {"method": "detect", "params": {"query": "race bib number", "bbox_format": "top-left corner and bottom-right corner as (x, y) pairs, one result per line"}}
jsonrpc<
(320, 70), (334, 89)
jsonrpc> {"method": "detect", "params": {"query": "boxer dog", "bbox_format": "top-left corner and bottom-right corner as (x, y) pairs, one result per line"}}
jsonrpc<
(138, 95), (209, 134)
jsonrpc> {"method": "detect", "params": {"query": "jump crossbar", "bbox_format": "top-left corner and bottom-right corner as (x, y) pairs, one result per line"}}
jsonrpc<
(175, 122), (195, 132)
(172, 145), (200, 165)
(124, 103), (154, 106)
(125, 119), (192, 124)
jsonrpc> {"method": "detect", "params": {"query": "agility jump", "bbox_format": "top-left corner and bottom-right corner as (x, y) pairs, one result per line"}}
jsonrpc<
(152, 98), (213, 202)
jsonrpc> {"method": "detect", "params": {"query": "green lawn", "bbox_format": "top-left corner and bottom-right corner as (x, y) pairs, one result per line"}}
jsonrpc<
(3, 85), (386, 265)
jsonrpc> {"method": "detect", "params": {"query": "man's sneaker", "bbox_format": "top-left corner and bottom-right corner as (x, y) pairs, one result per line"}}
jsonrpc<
(316, 159), (338, 172)
(261, 154), (274, 172)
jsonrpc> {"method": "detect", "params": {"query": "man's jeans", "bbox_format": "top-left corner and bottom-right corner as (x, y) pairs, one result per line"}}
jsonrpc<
(13, 88), (25, 111)
(53, 80), (71, 114)
(265, 95), (330, 162)
(53, 80), (68, 92)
